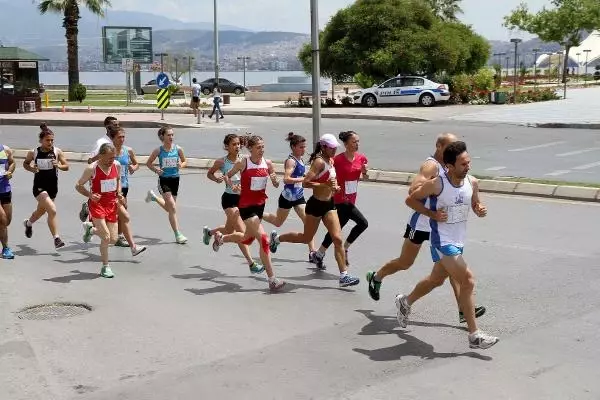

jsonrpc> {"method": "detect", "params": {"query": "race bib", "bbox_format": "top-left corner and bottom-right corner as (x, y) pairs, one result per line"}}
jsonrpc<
(37, 159), (54, 170)
(100, 178), (117, 193)
(446, 204), (470, 224)
(294, 182), (303, 188)
(250, 176), (268, 191)
(163, 157), (178, 168)
(345, 180), (358, 195)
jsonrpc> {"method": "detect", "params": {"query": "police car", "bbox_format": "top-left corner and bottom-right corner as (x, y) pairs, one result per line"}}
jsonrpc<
(352, 75), (450, 107)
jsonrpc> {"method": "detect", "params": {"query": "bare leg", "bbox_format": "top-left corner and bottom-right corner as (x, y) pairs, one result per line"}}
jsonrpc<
(293, 205), (316, 252)
(278, 214), (320, 244)
(439, 256), (477, 333)
(0, 204), (11, 248)
(406, 262), (448, 305)
(376, 239), (422, 280)
(118, 205), (137, 248)
(321, 210), (346, 273)
(163, 193), (180, 233)
(263, 207), (291, 228)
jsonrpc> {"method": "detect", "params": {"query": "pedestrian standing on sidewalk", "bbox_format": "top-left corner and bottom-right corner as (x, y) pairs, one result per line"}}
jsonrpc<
(191, 78), (201, 118)
(209, 84), (223, 119)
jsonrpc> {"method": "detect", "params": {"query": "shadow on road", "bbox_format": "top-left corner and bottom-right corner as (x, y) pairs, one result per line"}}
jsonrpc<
(352, 309), (492, 362)
(43, 269), (100, 283)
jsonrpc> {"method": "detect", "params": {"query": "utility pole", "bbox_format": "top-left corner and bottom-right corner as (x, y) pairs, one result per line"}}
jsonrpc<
(533, 48), (540, 88)
(188, 56), (195, 87)
(237, 56), (250, 95)
(510, 38), (522, 104)
(213, 0), (219, 84)
(310, 0), (321, 147)
(584, 49), (591, 87)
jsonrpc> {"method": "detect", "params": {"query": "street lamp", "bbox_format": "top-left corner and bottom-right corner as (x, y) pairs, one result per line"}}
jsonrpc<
(213, 0), (220, 84)
(310, 0), (321, 146)
(583, 49), (591, 86)
(557, 52), (562, 84)
(493, 52), (506, 81)
(532, 48), (540, 88)
(187, 56), (195, 87)
(237, 56), (250, 95)
(510, 38), (522, 103)
(505, 56), (510, 81)
(175, 57), (179, 81)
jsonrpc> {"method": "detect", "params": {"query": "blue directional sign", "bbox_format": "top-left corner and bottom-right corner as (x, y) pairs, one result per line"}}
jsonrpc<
(156, 72), (170, 89)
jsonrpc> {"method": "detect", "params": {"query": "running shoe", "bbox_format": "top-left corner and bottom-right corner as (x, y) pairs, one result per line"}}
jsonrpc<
(212, 232), (223, 252)
(249, 262), (265, 274)
(395, 294), (411, 328)
(54, 237), (66, 250)
(269, 230), (279, 253)
(145, 190), (157, 203)
(79, 202), (89, 222)
(175, 233), (188, 245)
(100, 265), (114, 278)
(82, 222), (94, 243)
(468, 330), (499, 350)
(131, 245), (147, 257)
(459, 306), (487, 323)
(115, 235), (130, 247)
(366, 271), (381, 301)
(202, 226), (211, 245)
(313, 252), (326, 270)
(269, 277), (286, 292)
(23, 219), (32, 238)
(2, 247), (14, 259)
(308, 251), (317, 264)
(339, 274), (360, 287)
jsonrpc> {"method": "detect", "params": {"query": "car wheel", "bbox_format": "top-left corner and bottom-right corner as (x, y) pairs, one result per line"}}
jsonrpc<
(203, 88), (211, 95)
(419, 93), (435, 107)
(362, 94), (377, 107)
(233, 88), (242, 95)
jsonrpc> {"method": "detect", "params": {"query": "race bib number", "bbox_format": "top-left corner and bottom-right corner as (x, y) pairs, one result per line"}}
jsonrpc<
(446, 204), (469, 224)
(345, 180), (358, 195)
(163, 157), (178, 168)
(100, 178), (117, 193)
(250, 176), (268, 191)
(37, 159), (54, 170)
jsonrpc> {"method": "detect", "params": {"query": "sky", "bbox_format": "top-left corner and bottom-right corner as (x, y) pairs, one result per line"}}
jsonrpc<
(110, 0), (553, 40)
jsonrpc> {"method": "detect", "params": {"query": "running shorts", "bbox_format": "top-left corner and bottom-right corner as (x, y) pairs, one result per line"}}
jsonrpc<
(305, 196), (335, 218)
(33, 184), (58, 200)
(239, 204), (265, 221)
(221, 192), (240, 210)
(0, 191), (11, 205)
(89, 201), (118, 223)
(430, 245), (464, 262)
(403, 224), (430, 245)
(278, 194), (306, 210)
(158, 177), (180, 197)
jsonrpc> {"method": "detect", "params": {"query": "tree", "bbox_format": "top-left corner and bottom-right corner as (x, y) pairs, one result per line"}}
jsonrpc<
(37, 0), (111, 101)
(298, 0), (489, 83)
(504, 0), (600, 84)
(164, 54), (193, 84)
(426, 0), (463, 21)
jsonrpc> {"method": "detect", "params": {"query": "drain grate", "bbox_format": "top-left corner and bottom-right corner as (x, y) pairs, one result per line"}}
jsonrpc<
(16, 303), (92, 320)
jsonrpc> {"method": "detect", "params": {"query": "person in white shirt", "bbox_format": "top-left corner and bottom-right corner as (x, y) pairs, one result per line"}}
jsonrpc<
(190, 78), (201, 118)
(79, 116), (119, 222)
(209, 84), (223, 119)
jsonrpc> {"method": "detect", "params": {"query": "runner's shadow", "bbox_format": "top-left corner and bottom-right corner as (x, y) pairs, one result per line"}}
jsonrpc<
(230, 254), (308, 265)
(131, 236), (171, 247)
(52, 250), (141, 265)
(12, 243), (79, 257)
(43, 270), (100, 283)
(352, 309), (492, 362)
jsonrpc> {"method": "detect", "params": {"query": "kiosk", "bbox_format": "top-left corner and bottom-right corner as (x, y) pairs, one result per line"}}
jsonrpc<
(0, 46), (48, 113)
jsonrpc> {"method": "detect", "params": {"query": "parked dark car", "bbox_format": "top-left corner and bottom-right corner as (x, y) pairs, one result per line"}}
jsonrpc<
(200, 78), (246, 95)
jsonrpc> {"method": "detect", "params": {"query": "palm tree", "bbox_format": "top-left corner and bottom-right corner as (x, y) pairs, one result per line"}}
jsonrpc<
(38, 0), (111, 101)
(426, 0), (463, 22)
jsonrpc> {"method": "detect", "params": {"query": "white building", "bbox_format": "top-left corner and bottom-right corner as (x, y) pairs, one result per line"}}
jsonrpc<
(536, 31), (600, 73)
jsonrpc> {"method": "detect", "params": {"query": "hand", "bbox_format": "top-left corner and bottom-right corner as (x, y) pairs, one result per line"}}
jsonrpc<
(231, 184), (241, 193)
(52, 159), (58, 168)
(5, 171), (12, 180)
(215, 175), (225, 184)
(178, 160), (183, 168)
(32, 164), (40, 174)
(270, 173), (280, 188)
(89, 193), (101, 203)
(361, 163), (368, 175)
(431, 209), (448, 222)
(128, 165), (135, 175)
(474, 203), (487, 218)
(117, 193), (126, 206)
(155, 168), (164, 176)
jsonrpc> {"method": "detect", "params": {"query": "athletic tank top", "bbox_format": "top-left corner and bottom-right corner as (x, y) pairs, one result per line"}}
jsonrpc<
(407, 156), (446, 233)
(312, 157), (336, 184)
(239, 157), (269, 208)
(90, 160), (120, 206)
(220, 155), (241, 195)
(158, 145), (179, 178)
(0, 145), (11, 194)
(429, 173), (473, 248)
(33, 146), (59, 187)
(281, 154), (305, 201)
(116, 146), (130, 188)
(333, 152), (368, 205)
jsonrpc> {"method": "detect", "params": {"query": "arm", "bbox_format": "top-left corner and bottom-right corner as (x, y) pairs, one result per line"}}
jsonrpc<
(207, 158), (225, 183)
(87, 140), (102, 164)
(128, 149), (139, 174)
(470, 176), (487, 217)
(146, 148), (162, 175)
(56, 149), (69, 171)
(75, 165), (100, 202)
(116, 164), (125, 205)
(22, 150), (38, 174)
(361, 154), (369, 180)
(178, 147), (187, 169)
(283, 158), (303, 185)
(303, 158), (327, 189)
(408, 159), (440, 195)
(5, 147), (15, 180)
(405, 177), (446, 222)
(267, 160), (280, 188)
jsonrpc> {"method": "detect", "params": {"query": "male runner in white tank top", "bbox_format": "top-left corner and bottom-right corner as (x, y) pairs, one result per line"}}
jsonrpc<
(398, 140), (498, 349)
(366, 133), (486, 324)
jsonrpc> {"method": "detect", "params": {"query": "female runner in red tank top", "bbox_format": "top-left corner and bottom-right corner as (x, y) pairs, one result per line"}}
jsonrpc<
(211, 135), (286, 292)
(269, 134), (360, 288)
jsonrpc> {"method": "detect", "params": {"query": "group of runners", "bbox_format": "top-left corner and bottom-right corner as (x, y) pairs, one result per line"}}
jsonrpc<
(0, 116), (498, 350)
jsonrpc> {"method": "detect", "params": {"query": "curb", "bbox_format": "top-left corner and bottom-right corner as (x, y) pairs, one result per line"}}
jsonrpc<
(533, 122), (600, 130)
(0, 117), (196, 129)
(10, 150), (599, 203)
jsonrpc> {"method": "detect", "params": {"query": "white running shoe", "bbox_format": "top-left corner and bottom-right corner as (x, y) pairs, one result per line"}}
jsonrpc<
(468, 330), (499, 350)
(145, 190), (156, 203)
(395, 294), (411, 328)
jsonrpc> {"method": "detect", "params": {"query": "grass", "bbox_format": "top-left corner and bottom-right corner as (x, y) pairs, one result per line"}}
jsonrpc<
(472, 175), (600, 189)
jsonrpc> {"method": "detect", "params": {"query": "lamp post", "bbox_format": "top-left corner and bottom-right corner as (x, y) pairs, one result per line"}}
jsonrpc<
(175, 57), (179, 82)
(493, 52), (506, 81)
(154, 52), (168, 72)
(510, 38), (522, 103)
(532, 48), (540, 88)
(187, 56), (195, 87)
(310, 0), (321, 146)
(505, 56), (510, 80)
(213, 0), (219, 84)
(557, 52), (562, 84)
(584, 49), (591, 86)
(576, 52), (581, 81)
(237, 56), (250, 95)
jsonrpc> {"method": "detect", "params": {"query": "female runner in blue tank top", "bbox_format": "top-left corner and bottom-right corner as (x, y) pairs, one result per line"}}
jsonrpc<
(204, 133), (264, 274)
(262, 132), (317, 263)
(0, 143), (15, 259)
(145, 126), (188, 244)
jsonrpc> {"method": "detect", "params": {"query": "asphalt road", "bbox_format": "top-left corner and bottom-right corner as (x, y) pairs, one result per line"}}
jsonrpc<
(1, 117), (599, 183)
(1, 165), (599, 399)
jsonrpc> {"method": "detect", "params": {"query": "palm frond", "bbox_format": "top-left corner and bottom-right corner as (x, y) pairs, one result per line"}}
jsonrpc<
(38, 0), (68, 14)
(82, 0), (112, 17)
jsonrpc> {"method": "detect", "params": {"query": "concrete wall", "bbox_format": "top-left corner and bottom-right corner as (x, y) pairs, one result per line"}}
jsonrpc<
(244, 91), (299, 101)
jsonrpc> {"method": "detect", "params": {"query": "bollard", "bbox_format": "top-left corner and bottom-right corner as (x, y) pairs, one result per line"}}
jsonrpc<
(197, 110), (203, 124)
(87, 105), (91, 113)
(61, 104), (65, 113)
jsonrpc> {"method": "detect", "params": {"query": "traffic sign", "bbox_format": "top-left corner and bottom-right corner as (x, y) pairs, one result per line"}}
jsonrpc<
(156, 72), (170, 89)
(157, 88), (170, 109)
(122, 58), (133, 71)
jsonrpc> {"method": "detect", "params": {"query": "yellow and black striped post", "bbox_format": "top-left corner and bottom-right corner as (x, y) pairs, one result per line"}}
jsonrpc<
(157, 88), (170, 120)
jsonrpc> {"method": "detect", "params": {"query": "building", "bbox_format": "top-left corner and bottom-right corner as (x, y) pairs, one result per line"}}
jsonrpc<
(536, 31), (600, 72)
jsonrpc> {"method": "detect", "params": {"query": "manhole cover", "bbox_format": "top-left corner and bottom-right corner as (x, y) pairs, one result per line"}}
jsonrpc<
(16, 303), (92, 320)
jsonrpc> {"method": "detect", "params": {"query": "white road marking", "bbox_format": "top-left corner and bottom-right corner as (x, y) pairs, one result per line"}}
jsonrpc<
(545, 170), (571, 176)
(572, 161), (600, 170)
(484, 166), (507, 171)
(508, 141), (566, 152)
(556, 147), (600, 157)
